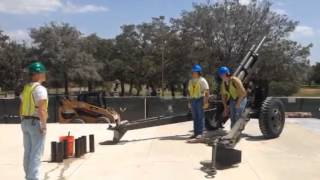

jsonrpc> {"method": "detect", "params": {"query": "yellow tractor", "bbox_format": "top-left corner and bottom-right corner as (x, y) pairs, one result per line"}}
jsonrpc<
(58, 92), (120, 124)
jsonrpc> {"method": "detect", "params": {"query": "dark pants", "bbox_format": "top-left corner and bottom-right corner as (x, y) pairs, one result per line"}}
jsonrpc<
(191, 98), (204, 136)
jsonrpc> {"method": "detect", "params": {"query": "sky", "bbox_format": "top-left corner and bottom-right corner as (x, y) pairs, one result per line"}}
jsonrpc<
(0, 0), (319, 64)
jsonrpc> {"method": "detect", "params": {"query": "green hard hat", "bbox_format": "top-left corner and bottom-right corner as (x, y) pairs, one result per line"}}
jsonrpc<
(28, 62), (46, 73)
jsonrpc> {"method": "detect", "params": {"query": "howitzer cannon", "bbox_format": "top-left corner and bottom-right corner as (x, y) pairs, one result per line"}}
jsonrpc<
(105, 36), (285, 176)
(200, 36), (286, 177)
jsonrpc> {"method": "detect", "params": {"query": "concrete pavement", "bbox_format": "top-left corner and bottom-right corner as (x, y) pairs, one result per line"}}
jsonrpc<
(0, 118), (320, 180)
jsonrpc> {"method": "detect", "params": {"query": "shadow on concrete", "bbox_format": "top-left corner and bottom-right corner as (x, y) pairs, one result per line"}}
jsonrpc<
(43, 158), (76, 180)
(199, 163), (239, 179)
(44, 164), (60, 180)
(159, 134), (190, 141)
(99, 134), (191, 145)
(99, 131), (269, 146)
(215, 163), (239, 170)
(57, 158), (74, 180)
(241, 133), (267, 141)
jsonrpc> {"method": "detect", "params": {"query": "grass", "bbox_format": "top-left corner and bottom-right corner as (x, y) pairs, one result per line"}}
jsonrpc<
(294, 87), (320, 97)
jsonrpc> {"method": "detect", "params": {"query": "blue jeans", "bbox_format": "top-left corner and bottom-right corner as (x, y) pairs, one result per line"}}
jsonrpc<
(21, 119), (45, 180)
(229, 97), (247, 128)
(191, 98), (204, 136)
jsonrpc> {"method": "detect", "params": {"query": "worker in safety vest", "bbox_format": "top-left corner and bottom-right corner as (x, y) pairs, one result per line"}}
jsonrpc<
(187, 64), (209, 143)
(218, 66), (247, 128)
(20, 62), (48, 180)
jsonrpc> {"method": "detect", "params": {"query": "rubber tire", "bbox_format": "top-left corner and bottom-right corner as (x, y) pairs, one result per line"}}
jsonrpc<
(70, 118), (85, 124)
(205, 116), (217, 130)
(259, 97), (285, 139)
(96, 117), (111, 124)
(205, 110), (220, 131)
(205, 105), (226, 131)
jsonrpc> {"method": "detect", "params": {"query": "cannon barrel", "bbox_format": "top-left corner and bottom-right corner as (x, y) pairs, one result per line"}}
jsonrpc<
(234, 36), (267, 81)
(233, 44), (256, 77)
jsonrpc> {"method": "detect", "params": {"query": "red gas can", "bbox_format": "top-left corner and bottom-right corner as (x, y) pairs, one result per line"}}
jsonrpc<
(59, 132), (74, 157)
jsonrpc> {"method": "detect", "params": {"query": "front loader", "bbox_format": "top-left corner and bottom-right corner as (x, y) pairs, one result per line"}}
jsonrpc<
(58, 95), (121, 124)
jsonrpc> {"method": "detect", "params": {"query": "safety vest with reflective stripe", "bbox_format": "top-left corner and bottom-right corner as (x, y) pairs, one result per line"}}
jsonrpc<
(20, 83), (48, 116)
(188, 79), (202, 99)
(220, 77), (238, 100)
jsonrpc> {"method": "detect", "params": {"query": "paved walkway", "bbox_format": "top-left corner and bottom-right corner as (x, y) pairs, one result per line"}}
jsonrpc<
(0, 119), (320, 180)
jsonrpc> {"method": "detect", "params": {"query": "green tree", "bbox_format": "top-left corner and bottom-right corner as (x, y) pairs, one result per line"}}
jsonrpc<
(0, 31), (28, 92)
(81, 34), (116, 91)
(30, 22), (101, 95)
(136, 16), (188, 95)
(170, 0), (311, 95)
(112, 24), (140, 95)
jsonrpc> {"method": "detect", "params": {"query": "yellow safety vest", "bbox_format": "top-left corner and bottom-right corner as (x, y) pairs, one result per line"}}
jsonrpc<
(20, 83), (48, 116)
(188, 79), (202, 99)
(220, 77), (238, 100)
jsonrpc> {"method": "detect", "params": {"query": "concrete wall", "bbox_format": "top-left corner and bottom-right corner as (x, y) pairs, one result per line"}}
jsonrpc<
(0, 96), (319, 123)
(0, 96), (190, 123)
(278, 97), (320, 119)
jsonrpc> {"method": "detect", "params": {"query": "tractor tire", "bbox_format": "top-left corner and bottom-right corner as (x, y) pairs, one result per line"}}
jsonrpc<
(205, 116), (218, 130)
(259, 97), (285, 139)
(96, 117), (111, 124)
(205, 104), (226, 131)
(70, 118), (85, 124)
(205, 110), (221, 131)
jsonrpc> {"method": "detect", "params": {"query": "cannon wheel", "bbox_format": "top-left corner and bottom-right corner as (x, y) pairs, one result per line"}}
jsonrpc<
(259, 97), (285, 139)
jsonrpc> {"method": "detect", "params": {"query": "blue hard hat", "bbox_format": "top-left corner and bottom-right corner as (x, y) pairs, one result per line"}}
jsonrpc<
(192, 64), (202, 72)
(218, 66), (230, 75)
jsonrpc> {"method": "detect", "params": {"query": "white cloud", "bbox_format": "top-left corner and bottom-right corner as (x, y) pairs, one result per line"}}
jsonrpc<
(273, 1), (285, 7)
(4, 29), (32, 44)
(0, 0), (108, 14)
(272, 8), (288, 15)
(0, 0), (62, 14)
(239, 0), (251, 5)
(239, 0), (268, 6)
(62, 2), (108, 13)
(290, 25), (316, 39)
(289, 26), (320, 64)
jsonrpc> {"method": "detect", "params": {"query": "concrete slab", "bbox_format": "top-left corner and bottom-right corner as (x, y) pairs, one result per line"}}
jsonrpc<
(0, 118), (320, 180)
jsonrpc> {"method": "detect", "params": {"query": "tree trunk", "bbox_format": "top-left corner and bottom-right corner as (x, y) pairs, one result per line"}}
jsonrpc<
(150, 84), (157, 96)
(120, 81), (125, 96)
(88, 81), (93, 92)
(182, 81), (188, 97)
(170, 83), (175, 97)
(64, 72), (69, 97)
(129, 80), (133, 95)
(136, 84), (141, 96)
